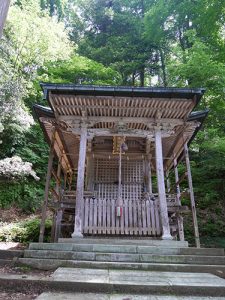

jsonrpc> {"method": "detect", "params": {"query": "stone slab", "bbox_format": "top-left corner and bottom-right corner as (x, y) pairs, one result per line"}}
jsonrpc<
(29, 243), (224, 256)
(58, 238), (189, 248)
(36, 292), (225, 300)
(17, 258), (225, 279)
(0, 250), (24, 259)
(24, 249), (225, 265)
(1, 269), (225, 297)
(53, 267), (225, 288)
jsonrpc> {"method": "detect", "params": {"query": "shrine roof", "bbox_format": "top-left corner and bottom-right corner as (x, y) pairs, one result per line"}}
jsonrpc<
(34, 84), (208, 172)
(40, 83), (205, 104)
(33, 103), (208, 125)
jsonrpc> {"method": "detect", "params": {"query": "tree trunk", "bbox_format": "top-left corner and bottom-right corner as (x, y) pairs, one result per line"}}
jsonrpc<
(159, 48), (167, 87)
(0, 0), (10, 38)
(140, 66), (145, 87)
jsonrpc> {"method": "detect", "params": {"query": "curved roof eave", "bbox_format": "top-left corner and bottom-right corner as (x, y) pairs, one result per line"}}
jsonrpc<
(40, 83), (206, 108)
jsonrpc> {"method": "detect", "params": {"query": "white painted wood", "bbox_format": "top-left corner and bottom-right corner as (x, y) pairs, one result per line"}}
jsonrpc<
(72, 126), (87, 238)
(155, 127), (172, 240)
(184, 142), (200, 248)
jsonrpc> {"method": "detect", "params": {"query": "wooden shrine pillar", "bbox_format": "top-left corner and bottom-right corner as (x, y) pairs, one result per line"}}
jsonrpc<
(146, 138), (153, 194)
(39, 128), (56, 243)
(184, 142), (200, 248)
(72, 125), (87, 238)
(155, 127), (172, 240)
(173, 154), (184, 241)
(86, 138), (94, 191)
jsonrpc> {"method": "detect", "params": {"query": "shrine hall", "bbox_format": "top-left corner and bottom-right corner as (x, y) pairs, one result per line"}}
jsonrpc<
(34, 84), (208, 248)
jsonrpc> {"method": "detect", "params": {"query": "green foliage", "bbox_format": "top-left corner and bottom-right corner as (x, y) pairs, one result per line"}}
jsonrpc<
(39, 55), (122, 85)
(0, 0), (73, 157)
(73, 0), (155, 85)
(0, 217), (52, 243)
(0, 181), (44, 213)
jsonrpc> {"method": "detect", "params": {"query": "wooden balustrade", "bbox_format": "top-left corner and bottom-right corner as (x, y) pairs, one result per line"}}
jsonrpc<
(82, 198), (161, 236)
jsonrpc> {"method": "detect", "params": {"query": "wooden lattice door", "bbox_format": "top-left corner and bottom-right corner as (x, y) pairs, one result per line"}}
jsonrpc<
(82, 157), (161, 236)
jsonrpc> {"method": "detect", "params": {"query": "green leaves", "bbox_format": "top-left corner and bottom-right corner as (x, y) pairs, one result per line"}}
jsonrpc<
(38, 55), (122, 85)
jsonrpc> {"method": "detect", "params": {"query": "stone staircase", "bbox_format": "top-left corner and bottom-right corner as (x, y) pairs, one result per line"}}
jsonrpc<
(13, 238), (225, 299)
(18, 238), (225, 277)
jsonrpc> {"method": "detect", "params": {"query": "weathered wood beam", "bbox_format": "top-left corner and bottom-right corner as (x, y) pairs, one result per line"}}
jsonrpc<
(72, 125), (87, 238)
(55, 128), (74, 171)
(184, 142), (200, 248)
(155, 127), (172, 240)
(58, 115), (184, 126)
(0, 0), (10, 38)
(55, 104), (186, 113)
(39, 128), (56, 243)
(164, 127), (185, 169)
(173, 154), (184, 241)
(70, 127), (174, 139)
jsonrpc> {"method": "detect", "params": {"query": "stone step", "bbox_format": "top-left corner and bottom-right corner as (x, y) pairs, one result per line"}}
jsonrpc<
(44, 267), (225, 296)
(17, 258), (225, 278)
(1, 268), (225, 297)
(29, 242), (225, 256)
(23, 249), (225, 265)
(58, 238), (189, 248)
(0, 250), (24, 259)
(0, 259), (14, 267)
(36, 292), (225, 300)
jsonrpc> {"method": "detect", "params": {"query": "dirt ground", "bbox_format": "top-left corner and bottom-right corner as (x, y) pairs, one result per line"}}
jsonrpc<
(0, 265), (52, 300)
(0, 291), (39, 300)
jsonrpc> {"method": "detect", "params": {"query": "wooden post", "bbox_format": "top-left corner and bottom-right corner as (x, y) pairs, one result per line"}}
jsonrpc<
(173, 154), (184, 241)
(86, 138), (93, 191)
(53, 157), (62, 242)
(86, 155), (94, 191)
(147, 158), (153, 194)
(0, 0), (10, 38)
(155, 127), (172, 240)
(50, 212), (56, 242)
(118, 142), (122, 202)
(72, 125), (87, 238)
(39, 128), (56, 243)
(54, 209), (63, 242)
(184, 143), (200, 248)
(165, 170), (170, 193)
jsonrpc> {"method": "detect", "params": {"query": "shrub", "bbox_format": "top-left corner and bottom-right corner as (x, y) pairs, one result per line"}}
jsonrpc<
(0, 217), (52, 243)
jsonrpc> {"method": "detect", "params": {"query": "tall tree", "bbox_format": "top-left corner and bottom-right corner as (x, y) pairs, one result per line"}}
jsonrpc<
(69, 0), (156, 86)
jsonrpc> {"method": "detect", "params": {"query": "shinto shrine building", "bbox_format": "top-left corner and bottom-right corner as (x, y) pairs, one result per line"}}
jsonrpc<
(34, 84), (208, 248)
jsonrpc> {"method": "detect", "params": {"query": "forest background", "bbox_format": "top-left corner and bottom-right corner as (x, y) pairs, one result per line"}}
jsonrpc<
(0, 0), (225, 246)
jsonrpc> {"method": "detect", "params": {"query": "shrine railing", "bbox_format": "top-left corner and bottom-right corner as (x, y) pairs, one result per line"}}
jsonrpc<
(82, 197), (162, 236)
